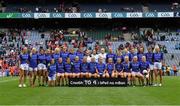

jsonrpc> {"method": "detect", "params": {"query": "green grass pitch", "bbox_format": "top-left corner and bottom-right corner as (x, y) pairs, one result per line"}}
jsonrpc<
(0, 76), (180, 105)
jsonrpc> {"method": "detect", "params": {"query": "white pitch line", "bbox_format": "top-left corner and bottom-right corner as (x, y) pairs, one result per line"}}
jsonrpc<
(0, 78), (18, 83)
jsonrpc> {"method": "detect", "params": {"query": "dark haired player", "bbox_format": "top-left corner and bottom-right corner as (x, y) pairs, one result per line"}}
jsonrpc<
(76, 47), (84, 62)
(146, 47), (154, 85)
(129, 47), (137, 61)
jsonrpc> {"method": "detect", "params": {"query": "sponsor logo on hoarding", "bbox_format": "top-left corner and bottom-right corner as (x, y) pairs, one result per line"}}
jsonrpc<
(127, 12), (143, 18)
(96, 13), (112, 18)
(158, 12), (174, 17)
(65, 13), (81, 18)
(34, 13), (50, 18)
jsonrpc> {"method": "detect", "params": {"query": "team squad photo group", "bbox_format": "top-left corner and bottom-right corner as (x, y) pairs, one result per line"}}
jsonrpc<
(18, 45), (163, 88)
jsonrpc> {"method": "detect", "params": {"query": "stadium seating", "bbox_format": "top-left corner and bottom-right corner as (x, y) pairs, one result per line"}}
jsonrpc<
(86, 30), (122, 40)
(157, 41), (180, 53)
(4, 4), (180, 12)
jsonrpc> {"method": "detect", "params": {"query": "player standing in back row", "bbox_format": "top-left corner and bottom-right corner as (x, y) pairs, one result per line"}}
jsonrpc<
(153, 46), (163, 86)
(19, 47), (29, 88)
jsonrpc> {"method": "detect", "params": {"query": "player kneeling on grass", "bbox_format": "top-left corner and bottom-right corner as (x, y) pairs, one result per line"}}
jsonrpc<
(140, 56), (150, 86)
(19, 47), (29, 88)
(64, 58), (73, 85)
(56, 57), (65, 86)
(115, 58), (123, 78)
(29, 48), (38, 87)
(89, 57), (98, 78)
(96, 57), (106, 78)
(130, 56), (143, 86)
(105, 58), (115, 78)
(72, 56), (81, 78)
(80, 57), (89, 78)
(122, 56), (132, 85)
(48, 59), (57, 87)
(153, 46), (163, 87)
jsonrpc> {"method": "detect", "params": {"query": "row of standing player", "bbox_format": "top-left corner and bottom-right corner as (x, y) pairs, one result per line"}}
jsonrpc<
(18, 46), (163, 87)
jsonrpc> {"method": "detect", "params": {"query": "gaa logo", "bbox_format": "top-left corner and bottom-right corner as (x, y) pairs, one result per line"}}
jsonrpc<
(160, 13), (171, 17)
(52, 13), (63, 18)
(98, 13), (108, 18)
(158, 12), (173, 17)
(22, 13), (32, 18)
(83, 13), (93, 18)
(144, 13), (155, 17)
(65, 13), (80, 18)
(129, 13), (140, 17)
(113, 13), (124, 18)
(34, 13), (50, 18)
(68, 13), (77, 18)
(37, 14), (46, 18)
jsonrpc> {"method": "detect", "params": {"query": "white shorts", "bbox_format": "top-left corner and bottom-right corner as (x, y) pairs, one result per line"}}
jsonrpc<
(56, 73), (64, 77)
(38, 63), (47, 70)
(149, 64), (154, 70)
(154, 62), (162, 70)
(20, 63), (29, 71)
(29, 67), (38, 71)
(132, 72), (142, 76)
(48, 74), (56, 81)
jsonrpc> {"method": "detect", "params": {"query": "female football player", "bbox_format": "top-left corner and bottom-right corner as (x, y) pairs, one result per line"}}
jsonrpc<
(105, 58), (115, 78)
(80, 57), (89, 78)
(130, 56), (142, 86)
(72, 56), (81, 78)
(57, 57), (65, 86)
(89, 57), (98, 78)
(96, 57), (106, 78)
(48, 59), (57, 87)
(29, 48), (38, 87)
(115, 58), (123, 78)
(19, 47), (29, 88)
(153, 46), (163, 86)
(140, 56), (150, 86)
(64, 57), (72, 85)
(122, 56), (132, 85)
(37, 48), (47, 86)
